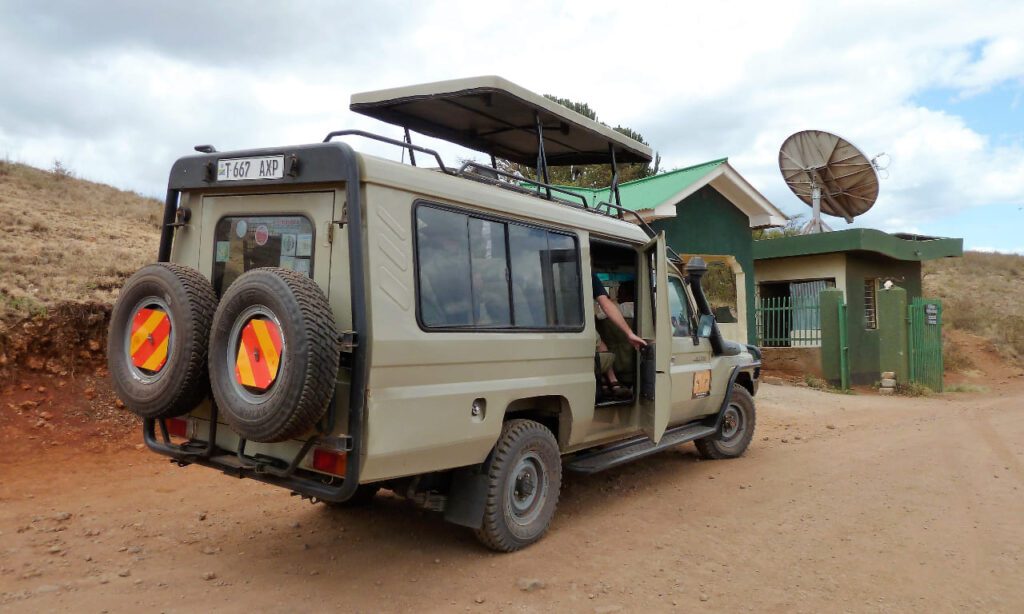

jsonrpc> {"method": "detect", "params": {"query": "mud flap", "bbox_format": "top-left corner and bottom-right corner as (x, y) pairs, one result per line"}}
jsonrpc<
(443, 466), (489, 529)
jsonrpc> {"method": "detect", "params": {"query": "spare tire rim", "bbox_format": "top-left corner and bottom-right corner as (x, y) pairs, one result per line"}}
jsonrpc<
(125, 296), (174, 384)
(228, 305), (286, 404)
(506, 451), (548, 527)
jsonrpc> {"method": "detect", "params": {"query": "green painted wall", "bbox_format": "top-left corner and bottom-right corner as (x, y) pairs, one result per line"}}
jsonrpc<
(877, 286), (909, 381)
(843, 254), (922, 385)
(649, 185), (756, 344)
(819, 289), (845, 385)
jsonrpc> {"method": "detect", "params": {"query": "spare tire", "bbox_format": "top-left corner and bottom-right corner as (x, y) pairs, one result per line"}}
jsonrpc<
(208, 268), (340, 443)
(107, 263), (218, 419)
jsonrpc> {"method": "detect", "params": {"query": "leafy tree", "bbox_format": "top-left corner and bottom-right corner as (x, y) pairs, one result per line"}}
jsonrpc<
(752, 214), (804, 240)
(497, 95), (661, 189)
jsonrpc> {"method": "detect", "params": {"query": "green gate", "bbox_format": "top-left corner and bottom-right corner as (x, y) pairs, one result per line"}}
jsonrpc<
(908, 298), (943, 392)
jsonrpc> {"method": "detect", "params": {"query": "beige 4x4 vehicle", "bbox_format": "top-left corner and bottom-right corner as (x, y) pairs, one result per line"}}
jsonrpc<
(109, 76), (761, 551)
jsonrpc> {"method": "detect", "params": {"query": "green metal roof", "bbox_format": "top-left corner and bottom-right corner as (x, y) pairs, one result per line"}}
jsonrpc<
(752, 228), (963, 262)
(556, 158), (728, 209)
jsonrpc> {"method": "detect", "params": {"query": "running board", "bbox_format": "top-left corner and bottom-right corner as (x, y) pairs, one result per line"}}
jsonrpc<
(564, 422), (717, 474)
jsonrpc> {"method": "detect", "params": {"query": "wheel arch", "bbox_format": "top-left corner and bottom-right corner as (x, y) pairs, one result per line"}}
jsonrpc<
(735, 370), (755, 396)
(502, 395), (572, 450)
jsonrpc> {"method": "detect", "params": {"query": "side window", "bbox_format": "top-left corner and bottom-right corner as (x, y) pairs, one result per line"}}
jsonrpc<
(416, 207), (473, 327)
(668, 277), (693, 338)
(508, 225), (549, 327)
(547, 232), (583, 327)
(415, 204), (582, 330)
(212, 215), (314, 295)
(469, 219), (511, 326)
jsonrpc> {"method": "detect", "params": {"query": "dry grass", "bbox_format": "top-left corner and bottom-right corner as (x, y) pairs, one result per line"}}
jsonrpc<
(0, 160), (161, 321)
(923, 251), (1024, 361)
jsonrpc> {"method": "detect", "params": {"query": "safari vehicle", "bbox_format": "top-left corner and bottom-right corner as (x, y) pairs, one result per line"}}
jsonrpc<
(108, 76), (761, 552)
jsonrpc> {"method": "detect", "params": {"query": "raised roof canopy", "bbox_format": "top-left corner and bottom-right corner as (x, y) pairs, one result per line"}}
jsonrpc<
(350, 76), (653, 166)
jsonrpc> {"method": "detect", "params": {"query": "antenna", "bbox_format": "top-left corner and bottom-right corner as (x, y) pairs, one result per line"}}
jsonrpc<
(778, 130), (880, 234)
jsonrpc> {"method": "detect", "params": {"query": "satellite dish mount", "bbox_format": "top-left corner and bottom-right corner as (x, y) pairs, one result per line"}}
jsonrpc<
(778, 130), (881, 234)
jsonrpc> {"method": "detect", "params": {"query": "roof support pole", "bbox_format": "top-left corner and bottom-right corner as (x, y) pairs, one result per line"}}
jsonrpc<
(609, 144), (623, 218)
(534, 112), (551, 199)
(403, 127), (417, 167)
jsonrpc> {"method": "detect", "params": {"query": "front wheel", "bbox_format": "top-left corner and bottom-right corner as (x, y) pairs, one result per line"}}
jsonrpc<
(474, 420), (561, 552)
(695, 385), (756, 460)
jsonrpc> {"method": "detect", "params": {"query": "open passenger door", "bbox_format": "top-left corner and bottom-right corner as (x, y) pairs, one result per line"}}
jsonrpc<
(639, 233), (672, 443)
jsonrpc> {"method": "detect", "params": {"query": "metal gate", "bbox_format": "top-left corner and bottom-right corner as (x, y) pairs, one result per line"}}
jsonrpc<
(908, 298), (943, 392)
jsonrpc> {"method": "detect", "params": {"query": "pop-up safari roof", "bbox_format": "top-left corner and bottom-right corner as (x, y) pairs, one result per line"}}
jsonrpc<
(350, 75), (653, 166)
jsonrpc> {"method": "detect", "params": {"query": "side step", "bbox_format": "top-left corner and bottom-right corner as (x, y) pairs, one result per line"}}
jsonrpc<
(564, 422), (717, 474)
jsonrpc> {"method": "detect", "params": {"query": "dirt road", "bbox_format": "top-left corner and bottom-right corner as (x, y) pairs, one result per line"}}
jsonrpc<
(2, 381), (1023, 613)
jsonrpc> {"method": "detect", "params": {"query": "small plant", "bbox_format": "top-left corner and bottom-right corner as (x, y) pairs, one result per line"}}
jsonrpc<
(3, 295), (48, 318)
(50, 159), (75, 180)
(804, 374), (828, 390)
(895, 381), (931, 397)
(804, 374), (854, 394)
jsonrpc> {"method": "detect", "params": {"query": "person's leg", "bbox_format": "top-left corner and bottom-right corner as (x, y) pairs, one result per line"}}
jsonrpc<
(597, 337), (630, 399)
(597, 338), (620, 384)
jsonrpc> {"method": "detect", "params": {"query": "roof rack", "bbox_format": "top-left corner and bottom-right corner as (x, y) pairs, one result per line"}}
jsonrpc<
(321, 128), (686, 264)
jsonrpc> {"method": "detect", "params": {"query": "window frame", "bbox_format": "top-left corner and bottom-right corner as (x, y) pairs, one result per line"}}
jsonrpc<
(412, 200), (585, 333)
(863, 277), (879, 330)
(667, 274), (698, 339)
(211, 213), (316, 295)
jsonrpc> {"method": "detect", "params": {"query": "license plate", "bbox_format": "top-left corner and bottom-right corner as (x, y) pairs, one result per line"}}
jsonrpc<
(217, 156), (285, 181)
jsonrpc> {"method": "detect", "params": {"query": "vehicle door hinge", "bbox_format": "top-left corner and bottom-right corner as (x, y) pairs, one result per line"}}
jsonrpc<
(339, 331), (358, 352)
(326, 221), (334, 243)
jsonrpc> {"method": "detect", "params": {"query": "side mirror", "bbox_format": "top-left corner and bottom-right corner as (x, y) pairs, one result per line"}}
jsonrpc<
(697, 314), (715, 339)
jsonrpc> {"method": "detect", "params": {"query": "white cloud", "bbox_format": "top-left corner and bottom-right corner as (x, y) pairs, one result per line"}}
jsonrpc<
(1, 0), (1022, 250)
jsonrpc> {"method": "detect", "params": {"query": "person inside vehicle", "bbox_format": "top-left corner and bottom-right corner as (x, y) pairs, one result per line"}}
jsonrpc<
(593, 273), (646, 400)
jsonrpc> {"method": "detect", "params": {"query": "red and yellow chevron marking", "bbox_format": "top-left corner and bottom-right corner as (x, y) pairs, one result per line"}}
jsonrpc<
(130, 307), (171, 373)
(234, 317), (283, 391)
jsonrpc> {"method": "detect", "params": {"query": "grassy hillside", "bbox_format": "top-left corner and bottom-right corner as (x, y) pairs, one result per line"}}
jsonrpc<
(0, 160), (161, 321)
(923, 251), (1024, 362)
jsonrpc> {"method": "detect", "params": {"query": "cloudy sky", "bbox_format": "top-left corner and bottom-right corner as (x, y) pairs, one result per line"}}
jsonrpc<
(2, 1), (1022, 252)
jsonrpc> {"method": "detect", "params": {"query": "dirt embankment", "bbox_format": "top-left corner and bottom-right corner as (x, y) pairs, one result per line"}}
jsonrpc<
(0, 302), (110, 375)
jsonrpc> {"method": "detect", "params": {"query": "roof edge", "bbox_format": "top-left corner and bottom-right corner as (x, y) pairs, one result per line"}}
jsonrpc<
(752, 228), (964, 261)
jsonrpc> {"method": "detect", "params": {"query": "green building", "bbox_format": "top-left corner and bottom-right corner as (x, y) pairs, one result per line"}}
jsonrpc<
(562, 159), (786, 344)
(752, 229), (963, 384)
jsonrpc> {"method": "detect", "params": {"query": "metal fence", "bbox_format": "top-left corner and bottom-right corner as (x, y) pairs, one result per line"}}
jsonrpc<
(754, 295), (823, 347)
(908, 298), (943, 392)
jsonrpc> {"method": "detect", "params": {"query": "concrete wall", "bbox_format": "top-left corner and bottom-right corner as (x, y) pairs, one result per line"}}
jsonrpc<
(651, 185), (757, 344)
(754, 253), (847, 296)
(843, 254), (922, 385)
(761, 347), (823, 378)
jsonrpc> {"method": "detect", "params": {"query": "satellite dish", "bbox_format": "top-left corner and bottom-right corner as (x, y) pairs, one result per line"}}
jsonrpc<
(778, 130), (880, 234)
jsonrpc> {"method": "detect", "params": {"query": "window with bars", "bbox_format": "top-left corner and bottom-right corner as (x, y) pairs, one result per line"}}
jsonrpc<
(864, 278), (878, 329)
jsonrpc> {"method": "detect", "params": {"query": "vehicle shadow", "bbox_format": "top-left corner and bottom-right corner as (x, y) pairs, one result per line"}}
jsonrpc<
(192, 445), (713, 576)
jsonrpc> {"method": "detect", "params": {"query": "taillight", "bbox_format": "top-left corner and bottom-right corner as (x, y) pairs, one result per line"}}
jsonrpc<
(166, 417), (189, 439)
(312, 448), (347, 476)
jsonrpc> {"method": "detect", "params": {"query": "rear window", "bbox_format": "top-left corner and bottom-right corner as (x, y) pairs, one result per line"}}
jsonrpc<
(212, 215), (314, 294)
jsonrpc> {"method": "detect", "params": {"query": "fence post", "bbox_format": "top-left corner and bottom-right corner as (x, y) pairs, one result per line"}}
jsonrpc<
(838, 301), (849, 390)
(819, 289), (845, 387)
(877, 286), (908, 382)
